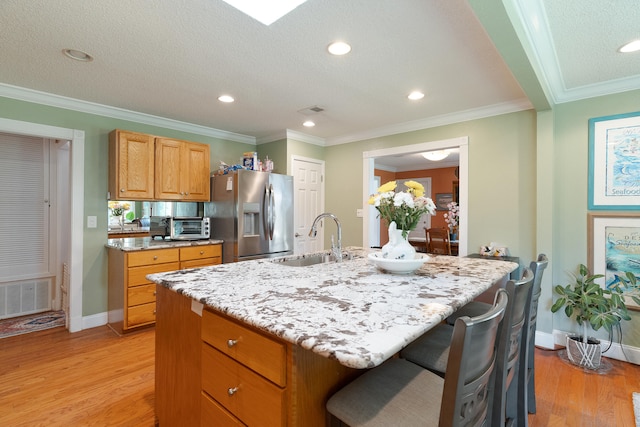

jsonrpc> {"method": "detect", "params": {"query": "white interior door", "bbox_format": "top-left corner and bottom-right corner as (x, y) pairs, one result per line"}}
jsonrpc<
(291, 156), (325, 255)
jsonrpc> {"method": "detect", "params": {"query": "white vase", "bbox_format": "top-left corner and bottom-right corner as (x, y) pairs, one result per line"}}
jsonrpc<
(381, 221), (416, 260)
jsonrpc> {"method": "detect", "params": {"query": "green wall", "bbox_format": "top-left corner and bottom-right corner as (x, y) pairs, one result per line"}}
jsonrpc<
(324, 110), (538, 264)
(2, 89), (639, 353)
(551, 89), (640, 346)
(0, 96), (253, 316)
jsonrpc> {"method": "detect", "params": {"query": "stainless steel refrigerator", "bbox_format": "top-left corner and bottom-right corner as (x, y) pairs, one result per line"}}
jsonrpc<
(208, 170), (294, 263)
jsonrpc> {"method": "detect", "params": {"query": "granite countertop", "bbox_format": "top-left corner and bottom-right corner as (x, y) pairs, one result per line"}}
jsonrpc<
(146, 247), (517, 369)
(105, 237), (224, 251)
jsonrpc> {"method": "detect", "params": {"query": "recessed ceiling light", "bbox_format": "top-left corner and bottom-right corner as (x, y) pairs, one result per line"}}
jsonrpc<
(619, 39), (640, 53)
(408, 91), (425, 100)
(303, 120), (315, 127)
(62, 49), (93, 62)
(422, 150), (449, 161)
(327, 41), (351, 56)
(218, 95), (235, 103)
(221, 0), (308, 25)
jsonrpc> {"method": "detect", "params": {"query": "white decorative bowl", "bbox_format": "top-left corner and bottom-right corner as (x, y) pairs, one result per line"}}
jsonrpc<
(368, 252), (430, 274)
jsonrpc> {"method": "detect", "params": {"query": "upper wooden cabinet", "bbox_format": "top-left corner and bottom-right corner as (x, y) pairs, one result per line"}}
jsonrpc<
(109, 130), (155, 200)
(109, 130), (210, 201)
(155, 138), (210, 201)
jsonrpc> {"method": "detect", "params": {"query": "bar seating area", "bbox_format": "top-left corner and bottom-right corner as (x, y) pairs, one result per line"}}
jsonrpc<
(326, 254), (549, 427)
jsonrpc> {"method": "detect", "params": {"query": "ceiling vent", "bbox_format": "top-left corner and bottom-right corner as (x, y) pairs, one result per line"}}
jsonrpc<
(298, 105), (325, 115)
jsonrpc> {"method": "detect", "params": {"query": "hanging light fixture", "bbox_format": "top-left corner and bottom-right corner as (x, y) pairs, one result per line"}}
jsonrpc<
(422, 150), (449, 161)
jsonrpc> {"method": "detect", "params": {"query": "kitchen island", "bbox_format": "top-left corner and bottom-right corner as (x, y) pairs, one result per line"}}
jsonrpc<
(148, 247), (517, 426)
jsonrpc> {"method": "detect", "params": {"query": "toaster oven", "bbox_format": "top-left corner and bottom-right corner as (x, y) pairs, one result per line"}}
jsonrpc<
(150, 216), (210, 240)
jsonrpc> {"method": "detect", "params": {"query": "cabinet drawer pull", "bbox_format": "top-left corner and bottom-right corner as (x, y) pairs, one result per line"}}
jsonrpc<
(200, 250), (204, 255)
(227, 386), (239, 396)
(227, 339), (238, 348)
(153, 256), (158, 260)
(153, 291), (157, 296)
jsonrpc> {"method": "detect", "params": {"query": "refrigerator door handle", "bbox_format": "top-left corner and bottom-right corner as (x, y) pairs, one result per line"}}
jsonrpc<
(268, 184), (275, 240)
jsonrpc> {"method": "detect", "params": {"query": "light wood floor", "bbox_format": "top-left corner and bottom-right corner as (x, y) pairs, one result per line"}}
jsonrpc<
(0, 326), (639, 426)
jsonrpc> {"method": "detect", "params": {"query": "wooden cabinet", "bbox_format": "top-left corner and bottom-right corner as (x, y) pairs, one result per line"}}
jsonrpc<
(201, 309), (288, 427)
(156, 290), (362, 426)
(180, 245), (222, 269)
(109, 129), (210, 201)
(108, 244), (221, 334)
(155, 138), (210, 201)
(108, 130), (155, 200)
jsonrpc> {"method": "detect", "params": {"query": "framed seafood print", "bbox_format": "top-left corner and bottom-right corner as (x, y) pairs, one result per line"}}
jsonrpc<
(588, 111), (640, 210)
(588, 212), (640, 310)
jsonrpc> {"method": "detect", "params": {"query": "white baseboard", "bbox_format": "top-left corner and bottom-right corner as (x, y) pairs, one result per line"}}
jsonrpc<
(79, 312), (108, 331)
(541, 329), (640, 365)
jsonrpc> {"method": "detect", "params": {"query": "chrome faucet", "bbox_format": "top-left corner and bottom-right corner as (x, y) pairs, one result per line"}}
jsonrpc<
(309, 213), (342, 262)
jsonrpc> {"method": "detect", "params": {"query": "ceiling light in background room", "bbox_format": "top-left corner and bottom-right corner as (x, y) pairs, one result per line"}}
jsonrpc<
(422, 150), (449, 161)
(303, 120), (315, 127)
(327, 41), (351, 56)
(218, 95), (235, 103)
(619, 39), (640, 53)
(62, 49), (93, 62)
(221, 0), (308, 25)
(407, 91), (424, 100)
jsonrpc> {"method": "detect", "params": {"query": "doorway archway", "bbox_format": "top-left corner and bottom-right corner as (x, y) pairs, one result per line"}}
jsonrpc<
(0, 118), (84, 332)
(362, 136), (468, 255)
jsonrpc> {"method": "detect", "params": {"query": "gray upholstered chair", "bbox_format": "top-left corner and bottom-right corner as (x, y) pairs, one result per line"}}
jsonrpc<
(444, 255), (548, 425)
(401, 268), (534, 426)
(326, 289), (508, 427)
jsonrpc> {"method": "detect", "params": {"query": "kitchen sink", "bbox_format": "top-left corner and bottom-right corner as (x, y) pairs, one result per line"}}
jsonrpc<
(275, 252), (353, 267)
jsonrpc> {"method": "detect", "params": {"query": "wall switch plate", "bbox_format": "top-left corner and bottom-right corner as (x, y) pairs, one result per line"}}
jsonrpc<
(356, 208), (363, 217)
(87, 216), (97, 228)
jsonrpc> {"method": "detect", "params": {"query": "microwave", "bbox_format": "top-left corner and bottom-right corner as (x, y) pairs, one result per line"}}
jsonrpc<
(150, 216), (210, 240)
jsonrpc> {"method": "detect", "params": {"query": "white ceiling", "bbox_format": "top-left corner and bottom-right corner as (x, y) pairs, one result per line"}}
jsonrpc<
(0, 0), (638, 158)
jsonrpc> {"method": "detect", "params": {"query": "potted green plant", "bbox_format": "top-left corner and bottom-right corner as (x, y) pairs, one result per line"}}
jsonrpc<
(551, 263), (639, 369)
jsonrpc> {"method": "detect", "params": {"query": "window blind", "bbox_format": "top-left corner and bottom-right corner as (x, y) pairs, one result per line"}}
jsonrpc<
(0, 132), (50, 279)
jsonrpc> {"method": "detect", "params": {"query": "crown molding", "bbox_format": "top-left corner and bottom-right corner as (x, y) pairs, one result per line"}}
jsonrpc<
(0, 83), (256, 144)
(257, 129), (326, 146)
(326, 98), (532, 146)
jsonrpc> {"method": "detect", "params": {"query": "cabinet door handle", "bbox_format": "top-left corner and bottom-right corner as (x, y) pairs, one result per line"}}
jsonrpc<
(120, 188), (125, 192)
(227, 386), (239, 396)
(227, 339), (238, 348)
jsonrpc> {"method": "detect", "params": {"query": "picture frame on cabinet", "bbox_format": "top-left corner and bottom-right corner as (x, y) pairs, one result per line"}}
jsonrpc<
(588, 111), (640, 210)
(588, 212), (640, 310)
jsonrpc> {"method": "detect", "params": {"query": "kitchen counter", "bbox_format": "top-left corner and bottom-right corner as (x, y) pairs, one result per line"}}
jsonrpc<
(147, 247), (517, 369)
(105, 237), (223, 251)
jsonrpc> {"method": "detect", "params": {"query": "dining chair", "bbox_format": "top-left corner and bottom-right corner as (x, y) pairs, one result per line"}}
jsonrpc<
(401, 268), (534, 426)
(426, 227), (451, 255)
(326, 289), (509, 427)
(444, 255), (548, 426)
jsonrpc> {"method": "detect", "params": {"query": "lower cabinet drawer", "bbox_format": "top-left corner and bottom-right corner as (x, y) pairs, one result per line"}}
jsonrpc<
(127, 284), (156, 306)
(202, 309), (287, 386)
(202, 344), (285, 427)
(181, 257), (217, 269)
(201, 391), (246, 427)
(127, 302), (156, 327)
(127, 262), (180, 287)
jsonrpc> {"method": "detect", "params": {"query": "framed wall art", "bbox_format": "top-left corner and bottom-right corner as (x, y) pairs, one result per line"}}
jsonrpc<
(588, 111), (640, 210)
(435, 193), (453, 211)
(588, 212), (640, 310)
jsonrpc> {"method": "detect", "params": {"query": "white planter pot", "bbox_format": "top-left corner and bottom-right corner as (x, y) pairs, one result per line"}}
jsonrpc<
(566, 335), (601, 370)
